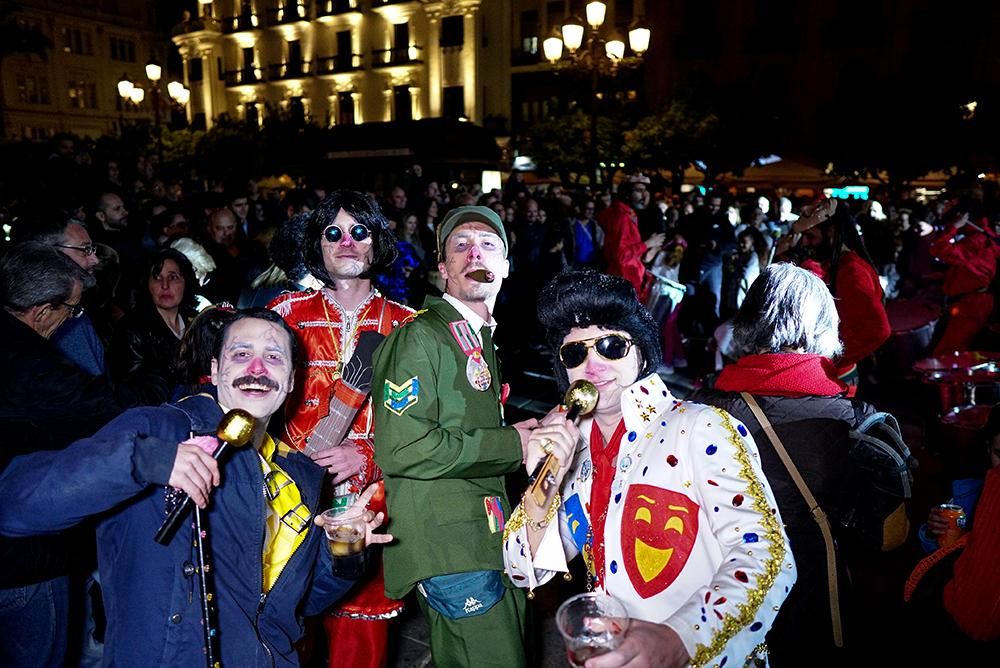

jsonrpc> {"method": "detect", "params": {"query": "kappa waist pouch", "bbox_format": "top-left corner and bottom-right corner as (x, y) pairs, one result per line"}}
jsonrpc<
(417, 570), (505, 620)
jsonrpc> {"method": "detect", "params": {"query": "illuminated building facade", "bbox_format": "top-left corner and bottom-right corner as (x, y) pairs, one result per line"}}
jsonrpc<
(0, 0), (161, 139)
(172, 0), (511, 131)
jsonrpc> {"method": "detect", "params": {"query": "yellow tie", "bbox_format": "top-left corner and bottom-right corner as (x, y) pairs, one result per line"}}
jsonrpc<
(259, 436), (311, 592)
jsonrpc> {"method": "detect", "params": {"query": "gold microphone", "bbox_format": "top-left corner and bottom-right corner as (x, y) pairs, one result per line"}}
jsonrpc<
(527, 380), (599, 507)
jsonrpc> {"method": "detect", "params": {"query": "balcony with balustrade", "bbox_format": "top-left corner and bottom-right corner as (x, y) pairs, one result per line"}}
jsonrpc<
(267, 60), (313, 80)
(266, 3), (310, 26)
(316, 0), (361, 17)
(315, 53), (363, 75)
(221, 11), (262, 34)
(224, 67), (265, 87)
(371, 45), (422, 68)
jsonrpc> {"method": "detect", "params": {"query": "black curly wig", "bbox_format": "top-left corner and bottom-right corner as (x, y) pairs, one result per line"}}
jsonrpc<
(537, 270), (661, 393)
(270, 212), (310, 281)
(303, 189), (398, 287)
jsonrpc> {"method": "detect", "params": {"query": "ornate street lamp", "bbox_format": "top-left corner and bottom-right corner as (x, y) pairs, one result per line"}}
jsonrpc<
(117, 74), (134, 99)
(541, 2), (652, 183)
(167, 80), (191, 108)
(145, 58), (163, 83)
(145, 57), (165, 153)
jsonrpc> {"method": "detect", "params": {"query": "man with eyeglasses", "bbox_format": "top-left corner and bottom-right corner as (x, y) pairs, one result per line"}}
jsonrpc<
(372, 206), (538, 667)
(270, 190), (412, 668)
(0, 241), (126, 667)
(0, 307), (390, 667)
(27, 218), (106, 377)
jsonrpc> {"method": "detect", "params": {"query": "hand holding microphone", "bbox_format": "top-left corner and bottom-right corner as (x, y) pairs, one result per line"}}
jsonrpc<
(167, 443), (221, 509)
(525, 380), (599, 508)
(154, 409), (256, 545)
(524, 423), (578, 485)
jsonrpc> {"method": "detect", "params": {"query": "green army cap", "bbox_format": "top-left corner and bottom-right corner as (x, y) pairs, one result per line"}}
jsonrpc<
(436, 205), (509, 258)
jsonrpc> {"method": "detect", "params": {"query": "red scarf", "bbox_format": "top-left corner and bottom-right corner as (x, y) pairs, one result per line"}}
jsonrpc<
(714, 353), (848, 397)
(589, 419), (627, 589)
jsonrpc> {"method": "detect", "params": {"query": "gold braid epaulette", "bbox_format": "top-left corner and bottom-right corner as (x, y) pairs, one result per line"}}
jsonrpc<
(399, 309), (427, 326)
(690, 408), (788, 668)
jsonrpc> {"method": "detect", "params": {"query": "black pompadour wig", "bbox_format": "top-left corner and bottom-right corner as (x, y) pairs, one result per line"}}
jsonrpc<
(304, 189), (398, 287)
(537, 270), (662, 393)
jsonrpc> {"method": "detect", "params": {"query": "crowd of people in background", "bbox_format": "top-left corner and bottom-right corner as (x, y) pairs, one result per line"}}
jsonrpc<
(1, 130), (1000, 666)
(5, 133), (1000, 372)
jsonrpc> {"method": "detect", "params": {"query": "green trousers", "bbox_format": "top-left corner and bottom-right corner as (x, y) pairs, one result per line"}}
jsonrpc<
(416, 584), (527, 668)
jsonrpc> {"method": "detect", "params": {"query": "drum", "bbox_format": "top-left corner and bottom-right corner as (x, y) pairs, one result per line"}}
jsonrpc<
(913, 350), (1000, 374)
(879, 298), (941, 377)
(920, 372), (968, 414)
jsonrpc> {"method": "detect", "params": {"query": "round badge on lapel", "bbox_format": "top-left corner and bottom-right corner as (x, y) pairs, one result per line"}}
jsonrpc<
(467, 350), (492, 391)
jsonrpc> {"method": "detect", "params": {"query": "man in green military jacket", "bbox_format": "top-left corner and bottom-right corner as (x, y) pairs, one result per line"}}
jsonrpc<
(372, 206), (537, 667)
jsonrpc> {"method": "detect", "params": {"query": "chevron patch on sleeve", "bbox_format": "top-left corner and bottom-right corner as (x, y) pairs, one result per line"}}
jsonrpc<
(383, 377), (420, 416)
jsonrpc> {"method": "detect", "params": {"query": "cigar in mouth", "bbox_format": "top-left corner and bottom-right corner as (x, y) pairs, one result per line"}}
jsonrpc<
(467, 269), (495, 283)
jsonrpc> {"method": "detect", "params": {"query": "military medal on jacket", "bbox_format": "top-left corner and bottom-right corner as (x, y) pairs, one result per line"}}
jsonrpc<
(448, 320), (492, 391)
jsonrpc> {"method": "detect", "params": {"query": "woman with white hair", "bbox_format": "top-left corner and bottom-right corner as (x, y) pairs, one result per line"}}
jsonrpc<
(696, 262), (877, 666)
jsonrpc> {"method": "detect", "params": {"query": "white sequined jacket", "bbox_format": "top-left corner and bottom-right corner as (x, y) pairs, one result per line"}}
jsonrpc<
(503, 374), (796, 667)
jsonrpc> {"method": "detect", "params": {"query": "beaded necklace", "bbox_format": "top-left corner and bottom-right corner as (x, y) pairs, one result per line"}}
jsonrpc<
(318, 288), (374, 381)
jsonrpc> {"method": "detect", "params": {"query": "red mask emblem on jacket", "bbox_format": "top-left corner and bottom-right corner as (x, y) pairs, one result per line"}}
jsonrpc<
(621, 485), (699, 598)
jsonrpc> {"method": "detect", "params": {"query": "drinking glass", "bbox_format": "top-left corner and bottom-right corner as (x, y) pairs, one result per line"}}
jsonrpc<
(555, 592), (630, 667)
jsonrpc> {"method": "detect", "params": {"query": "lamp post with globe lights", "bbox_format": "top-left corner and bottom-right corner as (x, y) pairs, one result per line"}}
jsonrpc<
(145, 58), (163, 130)
(541, 1), (651, 184)
(117, 60), (190, 157)
(116, 74), (145, 127)
(144, 59), (193, 129)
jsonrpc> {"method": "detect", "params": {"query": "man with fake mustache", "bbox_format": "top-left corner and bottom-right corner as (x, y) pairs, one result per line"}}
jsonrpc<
(372, 206), (538, 667)
(0, 308), (389, 667)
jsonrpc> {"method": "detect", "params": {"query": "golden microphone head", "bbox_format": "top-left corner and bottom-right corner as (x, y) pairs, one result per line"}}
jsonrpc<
(564, 379), (599, 418)
(217, 409), (256, 446)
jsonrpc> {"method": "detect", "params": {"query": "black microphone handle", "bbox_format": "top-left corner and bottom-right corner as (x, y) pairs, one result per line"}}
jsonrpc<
(154, 441), (229, 545)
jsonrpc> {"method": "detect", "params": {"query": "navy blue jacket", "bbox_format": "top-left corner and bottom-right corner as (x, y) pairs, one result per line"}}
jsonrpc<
(0, 393), (352, 667)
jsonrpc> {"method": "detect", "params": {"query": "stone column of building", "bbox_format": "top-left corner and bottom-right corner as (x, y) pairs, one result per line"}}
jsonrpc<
(172, 20), (223, 129)
(425, 7), (443, 117)
(462, 4), (479, 123)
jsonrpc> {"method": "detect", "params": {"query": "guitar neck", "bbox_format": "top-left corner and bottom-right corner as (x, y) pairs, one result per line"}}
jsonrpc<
(304, 395), (368, 456)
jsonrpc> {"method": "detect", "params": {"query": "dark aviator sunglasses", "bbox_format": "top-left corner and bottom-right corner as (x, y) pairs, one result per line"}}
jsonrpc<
(559, 333), (633, 369)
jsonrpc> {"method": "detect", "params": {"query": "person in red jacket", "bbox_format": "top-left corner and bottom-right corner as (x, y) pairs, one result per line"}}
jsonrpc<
(943, 465), (1000, 642)
(903, 404), (1000, 662)
(793, 199), (890, 391)
(270, 191), (413, 668)
(930, 202), (999, 356)
(597, 175), (664, 300)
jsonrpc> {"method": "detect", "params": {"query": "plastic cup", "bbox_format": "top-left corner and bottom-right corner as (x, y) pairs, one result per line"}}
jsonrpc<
(321, 506), (366, 578)
(555, 592), (630, 667)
